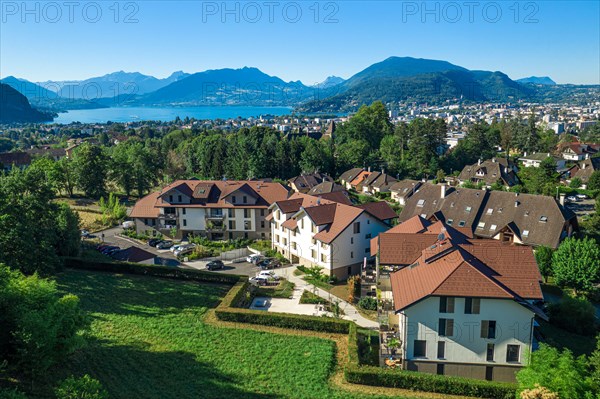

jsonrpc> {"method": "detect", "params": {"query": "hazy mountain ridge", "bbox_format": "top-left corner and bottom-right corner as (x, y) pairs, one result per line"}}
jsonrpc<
(516, 76), (557, 85)
(0, 83), (55, 123)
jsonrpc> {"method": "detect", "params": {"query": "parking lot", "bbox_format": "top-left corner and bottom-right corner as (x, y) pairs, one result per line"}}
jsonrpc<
(565, 197), (596, 217)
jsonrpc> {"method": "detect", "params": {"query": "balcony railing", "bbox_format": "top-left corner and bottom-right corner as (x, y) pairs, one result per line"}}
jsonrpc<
(206, 213), (224, 220)
(159, 213), (177, 220)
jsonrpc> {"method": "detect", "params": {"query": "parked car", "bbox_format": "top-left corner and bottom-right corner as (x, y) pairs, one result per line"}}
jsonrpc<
(103, 247), (121, 255)
(576, 194), (588, 200)
(156, 240), (174, 249)
(206, 260), (225, 270)
(249, 276), (269, 286)
(258, 258), (281, 269)
(148, 238), (162, 247)
(246, 254), (264, 264)
(174, 244), (196, 257)
(100, 246), (119, 254)
(170, 244), (185, 253)
(257, 270), (280, 281)
(567, 195), (578, 202)
(81, 229), (91, 238)
(122, 221), (135, 229)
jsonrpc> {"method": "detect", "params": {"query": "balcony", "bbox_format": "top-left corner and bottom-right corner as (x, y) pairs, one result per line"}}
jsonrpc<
(206, 221), (225, 232)
(159, 213), (177, 220)
(206, 212), (224, 220)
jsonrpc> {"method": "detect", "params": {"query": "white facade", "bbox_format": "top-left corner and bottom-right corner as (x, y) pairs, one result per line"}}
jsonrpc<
(398, 296), (534, 370)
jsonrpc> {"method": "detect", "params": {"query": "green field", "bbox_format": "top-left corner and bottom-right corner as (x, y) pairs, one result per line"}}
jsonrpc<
(40, 270), (405, 399)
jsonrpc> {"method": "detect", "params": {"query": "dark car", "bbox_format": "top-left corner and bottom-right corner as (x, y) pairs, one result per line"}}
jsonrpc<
(102, 246), (120, 255)
(156, 240), (174, 249)
(206, 260), (224, 270)
(148, 238), (162, 247)
(258, 258), (281, 270)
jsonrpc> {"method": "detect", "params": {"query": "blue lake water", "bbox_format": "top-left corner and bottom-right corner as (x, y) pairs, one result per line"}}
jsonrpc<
(52, 106), (293, 124)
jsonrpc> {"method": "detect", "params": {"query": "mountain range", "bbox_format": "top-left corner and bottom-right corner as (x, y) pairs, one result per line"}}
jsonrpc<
(2, 56), (596, 122)
(0, 83), (55, 123)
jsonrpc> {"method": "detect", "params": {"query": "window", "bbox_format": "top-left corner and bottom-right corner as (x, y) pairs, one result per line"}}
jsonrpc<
(353, 222), (361, 234)
(229, 220), (236, 230)
(477, 222), (485, 229)
(243, 196), (247, 204)
(350, 251), (354, 259)
(480, 320), (497, 339)
(228, 209), (234, 217)
(321, 242), (327, 249)
(436, 364), (445, 375)
(274, 235), (279, 243)
(300, 219), (304, 229)
(169, 195), (173, 202)
(413, 340), (426, 357)
(490, 224), (497, 231)
(439, 297), (455, 313)
(506, 345), (520, 362)
(365, 247), (370, 253)
(232, 196), (236, 204)
(446, 219), (453, 226)
(178, 195), (182, 202)
(291, 242), (297, 250)
(522, 230), (529, 238)
(438, 318), (454, 337)
(260, 209), (265, 216)
(486, 343), (495, 361)
(276, 210), (281, 220)
(350, 237), (354, 244)
(485, 366), (494, 381)
(182, 208), (186, 215)
(458, 220), (466, 227)
(183, 219), (187, 227)
(365, 233), (372, 239)
(282, 238), (287, 245)
(486, 208), (493, 215)
(244, 221), (251, 230)
(437, 341), (445, 359)
(244, 209), (251, 218)
(261, 221), (265, 228)
(464, 298), (480, 314)
(321, 253), (326, 262)
(311, 249), (317, 259)
(228, 232), (233, 240)
(417, 199), (425, 207)
(539, 216), (548, 223)
(465, 206), (472, 213)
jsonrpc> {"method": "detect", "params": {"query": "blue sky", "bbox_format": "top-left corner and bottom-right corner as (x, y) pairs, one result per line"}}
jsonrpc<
(1, 1), (599, 84)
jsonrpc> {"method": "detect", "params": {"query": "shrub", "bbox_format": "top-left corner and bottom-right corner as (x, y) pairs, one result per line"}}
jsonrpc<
(0, 389), (28, 399)
(55, 375), (108, 399)
(63, 258), (242, 285)
(548, 296), (597, 336)
(358, 297), (377, 311)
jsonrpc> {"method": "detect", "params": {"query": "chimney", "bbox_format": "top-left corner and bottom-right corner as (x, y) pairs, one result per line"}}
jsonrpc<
(440, 184), (447, 199)
(492, 157), (496, 163)
(478, 159), (482, 166)
(559, 193), (566, 206)
(368, 166), (372, 172)
(524, 151), (528, 157)
(515, 200), (519, 208)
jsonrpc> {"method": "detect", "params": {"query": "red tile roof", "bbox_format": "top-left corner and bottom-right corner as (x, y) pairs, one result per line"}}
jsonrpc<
(357, 201), (398, 221)
(129, 191), (161, 218)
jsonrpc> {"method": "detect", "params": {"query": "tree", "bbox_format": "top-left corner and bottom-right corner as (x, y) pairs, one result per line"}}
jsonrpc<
(588, 171), (600, 191)
(334, 101), (392, 151)
(535, 246), (554, 283)
(516, 344), (592, 399)
(548, 296), (596, 336)
(52, 157), (76, 197)
(569, 177), (583, 189)
(299, 139), (327, 174)
(0, 264), (87, 381)
(55, 375), (108, 399)
(553, 237), (600, 294)
(72, 144), (108, 198)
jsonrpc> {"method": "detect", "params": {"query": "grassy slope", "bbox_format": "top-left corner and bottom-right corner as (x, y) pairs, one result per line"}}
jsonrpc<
(45, 270), (403, 399)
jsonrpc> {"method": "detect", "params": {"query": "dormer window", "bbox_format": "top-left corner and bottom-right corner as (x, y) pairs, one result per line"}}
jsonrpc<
(465, 206), (472, 213)
(522, 230), (530, 237)
(490, 224), (497, 231)
(486, 208), (493, 215)
(417, 199), (425, 207)
(477, 222), (485, 229)
(447, 219), (453, 225)
(458, 220), (466, 227)
(539, 216), (548, 223)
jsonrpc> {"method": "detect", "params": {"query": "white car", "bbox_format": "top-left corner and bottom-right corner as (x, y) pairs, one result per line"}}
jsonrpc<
(576, 194), (588, 200)
(246, 254), (264, 264)
(174, 244), (196, 257)
(170, 244), (185, 253)
(257, 270), (280, 281)
(249, 276), (269, 286)
(567, 196), (578, 202)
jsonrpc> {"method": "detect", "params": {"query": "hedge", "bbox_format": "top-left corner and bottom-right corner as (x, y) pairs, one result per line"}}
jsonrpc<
(345, 324), (515, 399)
(63, 257), (243, 285)
(215, 307), (351, 333)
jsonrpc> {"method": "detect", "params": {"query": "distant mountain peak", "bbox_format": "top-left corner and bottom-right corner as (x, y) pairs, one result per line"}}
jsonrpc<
(516, 76), (556, 85)
(313, 76), (345, 89)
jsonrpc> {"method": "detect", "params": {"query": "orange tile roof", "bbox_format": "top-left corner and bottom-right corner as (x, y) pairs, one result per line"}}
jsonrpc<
(129, 191), (161, 218)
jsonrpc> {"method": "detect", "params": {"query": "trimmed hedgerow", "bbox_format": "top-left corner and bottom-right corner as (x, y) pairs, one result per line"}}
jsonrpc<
(63, 257), (243, 285)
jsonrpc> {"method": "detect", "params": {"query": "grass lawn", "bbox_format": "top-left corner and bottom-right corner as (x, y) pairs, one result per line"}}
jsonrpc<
(254, 279), (295, 298)
(35, 269), (412, 399)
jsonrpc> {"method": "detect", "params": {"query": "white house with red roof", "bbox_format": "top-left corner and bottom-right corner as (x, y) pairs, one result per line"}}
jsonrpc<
(268, 193), (397, 279)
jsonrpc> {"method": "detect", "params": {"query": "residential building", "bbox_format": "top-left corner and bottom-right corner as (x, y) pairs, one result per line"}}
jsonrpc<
(288, 172), (334, 193)
(564, 157), (600, 187)
(518, 152), (566, 169)
(356, 170), (398, 194)
(307, 181), (346, 196)
(129, 180), (289, 240)
(0, 152), (31, 171)
(457, 158), (518, 188)
(559, 142), (599, 161)
(379, 219), (544, 382)
(339, 168), (370, 191)
(390, 180), (423, 205)
(397, 183), (577, 248)
(268, 193), (396, 279)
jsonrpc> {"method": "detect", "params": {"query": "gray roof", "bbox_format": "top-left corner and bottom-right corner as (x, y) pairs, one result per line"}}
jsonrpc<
(519, 153), (561, 162)
(572, 158), (600, 182)
(338, 168), (364, 183)
(398, 183), (577, 248)
(358, 171), (397, 190)
(458, 158), (517, 187)
(307, 181), (345, 195)
(389, 179), (422, 198)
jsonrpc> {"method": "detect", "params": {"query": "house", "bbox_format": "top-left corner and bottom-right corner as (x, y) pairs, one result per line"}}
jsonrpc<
(25, 146), (67, 161)
(356, 170), (398, 194)
(288, 172), (333, 193)
(518, 152), (565, 170)
(339, 168), (370, 190)
(129, 180), (289, 240)
(378, 218), (544, 382)
(390, 180), (423, 205)
(566, 157), (600, 187)
(559, 143), (599, 161)
(0, 152), (31, 171)
(269, 193), (396, 279)
(457, 158), (518, 188)
(307, 181), (346, 196)
(398, 183), (577, 249)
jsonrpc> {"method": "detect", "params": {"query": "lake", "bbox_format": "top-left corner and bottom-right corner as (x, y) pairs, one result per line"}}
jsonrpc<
(51, 106), (294, 124)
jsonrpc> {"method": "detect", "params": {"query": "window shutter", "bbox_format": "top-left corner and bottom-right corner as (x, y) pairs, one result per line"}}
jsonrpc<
(473, 298), (481, 314)
(447, 298), (455, 313)
(447, 319), (454, 337)
(481, 320), (489, 338)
